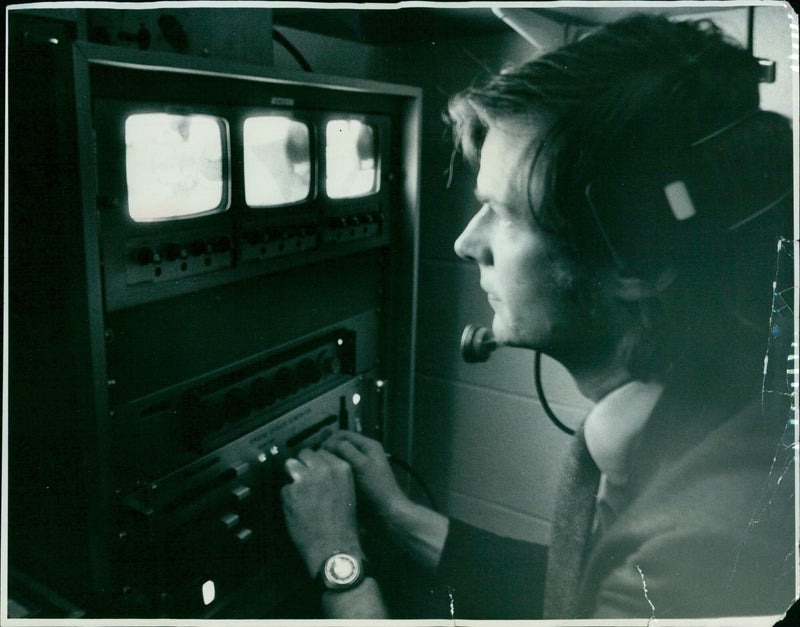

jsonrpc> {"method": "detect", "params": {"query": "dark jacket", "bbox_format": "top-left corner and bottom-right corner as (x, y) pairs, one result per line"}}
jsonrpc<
(436, 347), (794, 619)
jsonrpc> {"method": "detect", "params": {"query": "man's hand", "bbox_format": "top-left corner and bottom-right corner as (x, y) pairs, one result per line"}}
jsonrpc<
(280, 448), (364, 578)
(321, 430), (411, 521)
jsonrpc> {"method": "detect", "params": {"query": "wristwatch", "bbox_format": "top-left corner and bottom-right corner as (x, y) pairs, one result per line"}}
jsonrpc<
(315, 552), (367, 592)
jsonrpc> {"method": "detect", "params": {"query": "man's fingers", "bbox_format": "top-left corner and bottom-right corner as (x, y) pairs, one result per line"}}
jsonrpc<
(284, 457), (306, 482)
(315, 448), (352, 472)
(324, 436), (368, 465)
(286, 448), (351, 478)
(296, 448), (318, 467)
(325, 430), (382, 457)
(331, 439), (370, 469)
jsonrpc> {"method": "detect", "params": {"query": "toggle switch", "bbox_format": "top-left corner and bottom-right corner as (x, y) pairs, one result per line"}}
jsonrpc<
(220, 463), (249, 482)
(231, 485), (251, 502)
(234, 527), (253, 544)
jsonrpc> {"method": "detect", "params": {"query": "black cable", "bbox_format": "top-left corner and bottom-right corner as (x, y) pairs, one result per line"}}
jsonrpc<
(534, 350), (575, 436)
(386, 454), (439, 512)
(273, 28), (312, 72)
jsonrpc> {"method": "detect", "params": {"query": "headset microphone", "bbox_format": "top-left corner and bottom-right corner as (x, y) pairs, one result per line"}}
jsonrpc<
(460, 324), (575, 435)
(460, 324), (498, 363)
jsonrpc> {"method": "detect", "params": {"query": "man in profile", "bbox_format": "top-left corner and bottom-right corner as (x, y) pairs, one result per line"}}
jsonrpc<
(279, 13), (795, 619)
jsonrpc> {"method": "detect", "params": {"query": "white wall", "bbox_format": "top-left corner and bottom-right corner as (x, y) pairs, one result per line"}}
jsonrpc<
(671, 4), (796, 120)
(754, 4), (797, 119)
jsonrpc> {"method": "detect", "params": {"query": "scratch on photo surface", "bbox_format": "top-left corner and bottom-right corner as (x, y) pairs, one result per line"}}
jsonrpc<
(447, 585), (456, 624)
(635, 565), (657, 626)
(730, 239), (795, 586)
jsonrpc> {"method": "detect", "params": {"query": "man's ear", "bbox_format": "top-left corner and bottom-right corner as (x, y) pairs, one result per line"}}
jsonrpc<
(612, 267), (677, 302)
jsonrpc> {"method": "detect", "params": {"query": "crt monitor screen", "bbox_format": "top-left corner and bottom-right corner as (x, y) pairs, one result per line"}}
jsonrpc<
(325, 119), (379, 199)
(125, 112), (229, 222)
(243, 115), (312, 207)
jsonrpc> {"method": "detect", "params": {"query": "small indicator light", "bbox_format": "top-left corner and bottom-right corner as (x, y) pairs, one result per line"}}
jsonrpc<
(337, 338), (344, 346)
(352, 393), (361, 406)
(202, 580), (215, 606)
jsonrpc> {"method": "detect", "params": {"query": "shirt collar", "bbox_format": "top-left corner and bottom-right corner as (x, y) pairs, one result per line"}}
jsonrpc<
(583, 380), (664, 487)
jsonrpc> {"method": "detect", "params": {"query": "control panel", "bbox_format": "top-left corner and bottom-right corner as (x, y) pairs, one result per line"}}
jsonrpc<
(112, 330), (358, 490)
(8, 36), (418, 620)
(117, 378), (366, 616)
(125, 227), (234, 285)
(323, 207), (384, 245)
(237, 220), (320, 265)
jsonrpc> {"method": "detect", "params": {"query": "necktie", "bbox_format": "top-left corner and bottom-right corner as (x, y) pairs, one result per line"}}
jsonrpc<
(594, 475), (626, 537)
(543, 425), (601, 619)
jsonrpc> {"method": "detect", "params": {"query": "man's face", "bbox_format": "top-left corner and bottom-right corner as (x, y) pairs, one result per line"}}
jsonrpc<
(453, 123), (592, 357)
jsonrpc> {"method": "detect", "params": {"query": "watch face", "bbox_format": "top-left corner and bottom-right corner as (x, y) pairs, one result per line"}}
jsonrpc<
(323, 553), (361, 588)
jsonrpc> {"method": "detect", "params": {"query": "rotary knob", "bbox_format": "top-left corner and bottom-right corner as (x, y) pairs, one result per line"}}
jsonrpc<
(273, 367), (299, 398)
(224, 388), (250, 421)
(133, 246), (156, 265)
(296, 358), (322, 386)
(159, 242), (183, 261)
(250, 376), (276, 409)
(318, 351), (342, 376)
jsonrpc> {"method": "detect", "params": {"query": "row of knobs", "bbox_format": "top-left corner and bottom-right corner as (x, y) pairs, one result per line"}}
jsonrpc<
(242, 223), (318, 246)
(133, 237), (232, 266)
(181, 353), (341, 434)
(132, 212), (383, 267)
(327, 211), (383, 230)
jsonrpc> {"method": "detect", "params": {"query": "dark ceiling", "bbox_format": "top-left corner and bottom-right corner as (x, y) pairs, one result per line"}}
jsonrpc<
(272, 7), (508, 45)
(272, 5), (747, 46)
